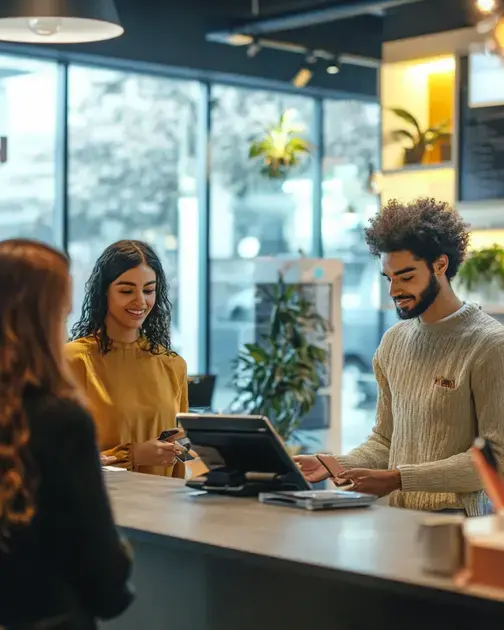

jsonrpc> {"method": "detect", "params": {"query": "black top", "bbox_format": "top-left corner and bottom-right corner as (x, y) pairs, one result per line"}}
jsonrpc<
(0, 388), (133, 628)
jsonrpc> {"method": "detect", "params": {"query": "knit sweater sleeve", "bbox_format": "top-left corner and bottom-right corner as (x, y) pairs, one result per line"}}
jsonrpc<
(338, 351), (392, 470)
(398, 340), (504, 494)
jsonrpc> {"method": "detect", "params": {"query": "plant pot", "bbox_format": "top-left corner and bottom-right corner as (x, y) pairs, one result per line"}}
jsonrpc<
(403, 145), (425, 165)
(440, 139), (452, 163)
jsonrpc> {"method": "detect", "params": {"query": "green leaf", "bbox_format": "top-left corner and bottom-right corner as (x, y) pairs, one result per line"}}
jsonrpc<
(389, 108), (422, 137)
(285, 137), (310, 153)
(243, 343), (269, 363)
(248, 141), (267, 158)
(459, 244), (504, 291)
(390, 129), (416, 147)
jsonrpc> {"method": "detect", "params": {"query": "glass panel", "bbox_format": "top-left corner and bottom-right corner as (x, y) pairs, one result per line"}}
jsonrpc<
(67, 65), (202, 372)
(0, 55), (59, 244)
(322, 99), (381, 453)
(209, 84), (315, 412)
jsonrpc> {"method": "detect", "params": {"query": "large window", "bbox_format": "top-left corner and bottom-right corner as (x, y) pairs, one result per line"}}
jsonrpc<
(0, 51), (383, 450)
(0, 55), (59, 244)
(208, 84), (316, 410)
(322, 99), (381, 452)
(67, 65), (202, 372)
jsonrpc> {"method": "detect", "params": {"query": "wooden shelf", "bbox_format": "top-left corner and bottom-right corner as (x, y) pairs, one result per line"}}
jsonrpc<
(381, 162), (453, 176)
(381, 55), (455, 203)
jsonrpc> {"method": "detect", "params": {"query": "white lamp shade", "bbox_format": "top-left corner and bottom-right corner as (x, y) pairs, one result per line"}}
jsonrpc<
(0, 0), (123, 43)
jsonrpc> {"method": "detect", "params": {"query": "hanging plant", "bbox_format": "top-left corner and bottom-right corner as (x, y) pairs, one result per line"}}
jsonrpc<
(249, 108), (311, 179)
(458, 244), (504, 292)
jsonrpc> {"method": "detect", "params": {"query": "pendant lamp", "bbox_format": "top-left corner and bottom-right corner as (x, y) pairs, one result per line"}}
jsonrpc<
(0, 0), (123, 44)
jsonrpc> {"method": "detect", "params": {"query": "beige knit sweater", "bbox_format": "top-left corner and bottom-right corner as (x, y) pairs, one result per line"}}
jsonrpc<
(338, 303), (504, 516)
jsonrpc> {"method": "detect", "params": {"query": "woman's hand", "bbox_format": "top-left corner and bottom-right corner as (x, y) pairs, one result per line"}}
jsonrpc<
(132, 439), (184, 467)
(100, 454), (118, 467)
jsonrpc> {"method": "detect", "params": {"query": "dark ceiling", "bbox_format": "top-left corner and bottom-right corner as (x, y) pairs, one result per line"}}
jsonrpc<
(2, 0), (475, 98)
(207, 0), (475, 58)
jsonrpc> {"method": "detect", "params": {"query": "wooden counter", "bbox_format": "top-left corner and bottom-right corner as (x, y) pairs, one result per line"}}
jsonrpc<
(102, 471), (504, 630)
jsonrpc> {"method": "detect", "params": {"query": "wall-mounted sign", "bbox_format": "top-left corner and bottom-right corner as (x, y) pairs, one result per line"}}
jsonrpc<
(468, 53), (504, 109)
(0, 136), (6, 163)
(459, 56), (504, 202)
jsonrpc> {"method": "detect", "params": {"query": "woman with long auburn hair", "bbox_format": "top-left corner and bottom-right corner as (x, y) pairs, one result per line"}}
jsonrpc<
(0, 239), (133, 630)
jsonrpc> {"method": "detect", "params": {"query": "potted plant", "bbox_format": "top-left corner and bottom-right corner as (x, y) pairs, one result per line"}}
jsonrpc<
(458, 244), (504, 302)
(249, 108), (311, 179)
(389, 107), (451, 166)
(230, 273), (330, 449)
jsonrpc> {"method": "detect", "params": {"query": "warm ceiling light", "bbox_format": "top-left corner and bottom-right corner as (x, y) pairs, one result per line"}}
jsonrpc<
(476, 0), (497, 14)
(327, 61), (340, 74)
(0, 0), (123, 44)
(292, 67), (313, 88)
(227, 33), (254, 46)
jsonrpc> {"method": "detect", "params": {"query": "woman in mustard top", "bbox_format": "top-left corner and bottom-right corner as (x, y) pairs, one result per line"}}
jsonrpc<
(66, 240), (188, 478)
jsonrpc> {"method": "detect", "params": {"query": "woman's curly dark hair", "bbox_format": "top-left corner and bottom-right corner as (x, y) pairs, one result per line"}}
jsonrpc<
(70, 240), (175, 355)
(364, 198), (471, 280)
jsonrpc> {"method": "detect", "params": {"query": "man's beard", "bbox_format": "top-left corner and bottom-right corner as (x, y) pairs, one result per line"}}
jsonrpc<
(395, 273), (441, 320)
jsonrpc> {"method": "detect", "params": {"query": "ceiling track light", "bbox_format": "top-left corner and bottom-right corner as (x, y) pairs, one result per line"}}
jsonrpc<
(291, 51), (343, 87)
(0, 0), (123, 44)
(292, 50), (319, 88)
(247, 38), (262, 57)
(327, 59), (341, 74)
(292, 66), (313, 88)
(227, 32), (377, 68)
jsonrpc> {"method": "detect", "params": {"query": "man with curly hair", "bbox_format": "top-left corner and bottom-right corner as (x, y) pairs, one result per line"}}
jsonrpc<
(296, 198), (504, 515)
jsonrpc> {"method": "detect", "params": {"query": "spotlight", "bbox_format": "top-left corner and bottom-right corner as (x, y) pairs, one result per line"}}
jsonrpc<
(292, 51), (317, 88)
(247, 39), (261, 58)
(227, 34), (254, 46)
(327, 61), (340, 74)
(292, 67), (313, 88)
(476, 0), (497, 14)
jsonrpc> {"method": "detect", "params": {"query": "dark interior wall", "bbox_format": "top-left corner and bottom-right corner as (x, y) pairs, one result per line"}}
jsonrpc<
(4, 0), (378, 98)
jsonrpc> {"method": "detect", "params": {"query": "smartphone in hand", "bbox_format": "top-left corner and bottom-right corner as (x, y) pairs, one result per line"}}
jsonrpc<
(159, 429), (179, 442)
(316, 455), (351, 487)
(159, 430), (195, 463)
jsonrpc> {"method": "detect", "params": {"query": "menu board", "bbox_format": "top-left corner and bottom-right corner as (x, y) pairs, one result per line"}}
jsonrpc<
(458, 55), (504, 202)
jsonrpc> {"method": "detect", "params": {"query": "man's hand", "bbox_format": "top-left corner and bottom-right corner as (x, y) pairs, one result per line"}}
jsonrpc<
(338, 468), (402, 497)
(293, 455), (331, 483)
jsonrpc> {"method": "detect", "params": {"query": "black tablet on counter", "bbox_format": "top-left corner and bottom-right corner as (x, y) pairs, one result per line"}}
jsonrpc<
(176, 413), (310, 496)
